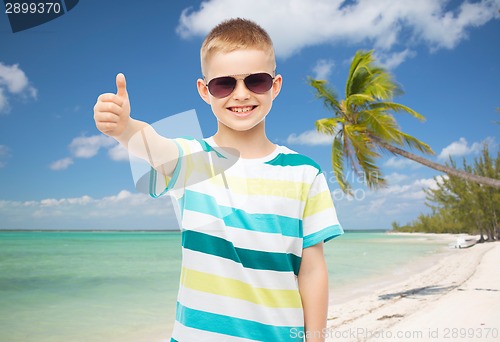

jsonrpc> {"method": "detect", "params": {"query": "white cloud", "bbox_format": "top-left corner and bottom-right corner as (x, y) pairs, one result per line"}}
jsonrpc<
(40, 195), (92, 207)
(49, 157), (74, 170)
(69, 135), (116, 158)
(0, 190), (178, 230)
(0, 63), (33, 94)
(108, 144), (129, 161)
(336, 175), (445, 221)
(51, 135), (128, 171)
(385, 172), (408, 184)
(384, 157), (422, 169)
(326, 168), (452, 229)
(437, 137), (495, 160)
(0, 62), (37, 113)
(286, 130), (334, 146)
(408, 0), (499, 51)
(375, 49), (417, 69)
(0, 88), (7, 112)
(312, 59), (335, 79)
(176, 0), (500, 59)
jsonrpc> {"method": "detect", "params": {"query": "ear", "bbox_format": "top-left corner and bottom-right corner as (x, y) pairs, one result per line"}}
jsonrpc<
(271, 74), (283, 100)
(197, 78), (211, 105)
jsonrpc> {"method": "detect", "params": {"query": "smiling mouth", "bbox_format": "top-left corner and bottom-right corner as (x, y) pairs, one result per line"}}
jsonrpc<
(228, 106), (257, 114)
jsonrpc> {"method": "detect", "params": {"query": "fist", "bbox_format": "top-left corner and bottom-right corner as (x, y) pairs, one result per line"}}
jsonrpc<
(93, 73), (131, 137)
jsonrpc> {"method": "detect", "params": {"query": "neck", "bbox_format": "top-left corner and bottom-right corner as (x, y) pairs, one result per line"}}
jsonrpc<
(213, 121), (276, 159)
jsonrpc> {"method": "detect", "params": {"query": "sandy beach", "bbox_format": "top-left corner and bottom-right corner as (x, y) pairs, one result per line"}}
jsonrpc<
(326, 234), (499, 342)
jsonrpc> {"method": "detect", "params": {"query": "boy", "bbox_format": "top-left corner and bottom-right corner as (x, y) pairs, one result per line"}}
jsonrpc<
(94, 18), (343, 342)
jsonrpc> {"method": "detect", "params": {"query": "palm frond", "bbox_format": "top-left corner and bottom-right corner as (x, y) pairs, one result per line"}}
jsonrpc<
(308, 78), (342, 115)
(346, 50), (401, 102)
(364, 67), (400, 100)
(332, 135), (351, 193)
(342, 123), (386, 188)
(399, 132), (435, 155)
(315, 117), (344, 135)
(344, 124), (380, 159)
(362, 111), (401, 144)
(346, 50), (375, 97)
(369, 101), (426, 121)
(346, 94), (374, 108)
(358, 153), (385, 189)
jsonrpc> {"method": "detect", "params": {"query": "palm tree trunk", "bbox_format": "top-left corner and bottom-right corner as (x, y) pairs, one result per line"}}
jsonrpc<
(478, 222), (485, 243)
(487, 224), (494, 242)
(370, 136), (500, 188)
(492, 209), (499, 241)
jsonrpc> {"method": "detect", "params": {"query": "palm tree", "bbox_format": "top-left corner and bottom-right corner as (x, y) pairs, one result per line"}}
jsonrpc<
(309, 50), (500, 192)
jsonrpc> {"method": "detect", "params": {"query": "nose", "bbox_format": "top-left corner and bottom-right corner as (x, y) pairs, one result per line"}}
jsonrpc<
(231, 79), (250, 100)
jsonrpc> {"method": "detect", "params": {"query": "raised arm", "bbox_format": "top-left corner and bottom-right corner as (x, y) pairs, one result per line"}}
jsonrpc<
(93, 73), (178, 176)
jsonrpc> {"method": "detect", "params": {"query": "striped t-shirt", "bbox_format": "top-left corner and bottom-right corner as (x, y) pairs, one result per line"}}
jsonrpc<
(150, 136), (343, 342)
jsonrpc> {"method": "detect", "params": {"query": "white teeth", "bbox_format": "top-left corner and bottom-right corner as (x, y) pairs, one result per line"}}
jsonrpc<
(230, 106), (253, 113)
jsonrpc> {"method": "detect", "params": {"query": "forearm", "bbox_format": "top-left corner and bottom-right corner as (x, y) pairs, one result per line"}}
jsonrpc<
(298, 245), (329, 341)
(115, 117), (148, 147)
(117, 118), (178, 175)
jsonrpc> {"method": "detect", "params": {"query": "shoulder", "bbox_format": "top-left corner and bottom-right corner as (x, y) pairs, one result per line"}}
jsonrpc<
(174, 136), (225, 157)
(265, 145), (323, 176)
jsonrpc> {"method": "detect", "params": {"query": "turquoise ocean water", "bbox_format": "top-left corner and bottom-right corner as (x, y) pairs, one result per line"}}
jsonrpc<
(0, 231), (448, 342)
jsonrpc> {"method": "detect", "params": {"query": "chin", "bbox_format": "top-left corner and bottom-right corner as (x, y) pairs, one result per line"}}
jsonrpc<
(219, 117), (266, 132)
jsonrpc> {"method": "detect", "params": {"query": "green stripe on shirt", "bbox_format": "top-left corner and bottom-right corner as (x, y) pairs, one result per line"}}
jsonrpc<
(175, 302), (304, 341)
(182, 230), (301, 275)
(265, 153), (322, 175)
(182, 190), (302, 238)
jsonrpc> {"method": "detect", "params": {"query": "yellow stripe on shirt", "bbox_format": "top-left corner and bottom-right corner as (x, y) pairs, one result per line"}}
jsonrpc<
(180, 267), (302, 308)
(303, 190), (333, 218)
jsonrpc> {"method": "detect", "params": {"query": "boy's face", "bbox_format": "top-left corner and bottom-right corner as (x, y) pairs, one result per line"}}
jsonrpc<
(197, 49), (282, 133)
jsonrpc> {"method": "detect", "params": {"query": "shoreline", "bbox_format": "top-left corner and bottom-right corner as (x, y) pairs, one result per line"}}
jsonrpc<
(326, 236), (499, 342)
(330, 232), (459, 305)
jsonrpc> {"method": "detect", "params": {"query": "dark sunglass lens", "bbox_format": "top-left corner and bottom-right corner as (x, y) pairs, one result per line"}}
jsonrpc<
(244, 73), (273, 94)
(208, 77), (236, 98)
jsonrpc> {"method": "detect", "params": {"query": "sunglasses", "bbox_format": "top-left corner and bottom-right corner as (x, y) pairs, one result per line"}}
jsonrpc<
(205, 72), (275, 98)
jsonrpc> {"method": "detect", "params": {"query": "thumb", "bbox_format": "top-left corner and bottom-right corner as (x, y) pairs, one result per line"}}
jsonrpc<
(116, 73), (128, 98)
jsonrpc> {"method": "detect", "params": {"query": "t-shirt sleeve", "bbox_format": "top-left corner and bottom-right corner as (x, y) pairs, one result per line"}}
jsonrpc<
(149, 137), (234, 199)
(148, 137), (202, 198)
(302, 172), (344, 248)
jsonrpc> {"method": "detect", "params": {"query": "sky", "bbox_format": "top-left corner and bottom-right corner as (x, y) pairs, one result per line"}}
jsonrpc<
(0, 0), (499, 231)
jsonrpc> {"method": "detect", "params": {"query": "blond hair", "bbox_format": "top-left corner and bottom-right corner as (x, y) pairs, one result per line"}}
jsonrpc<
(201, 18), (275, 74)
